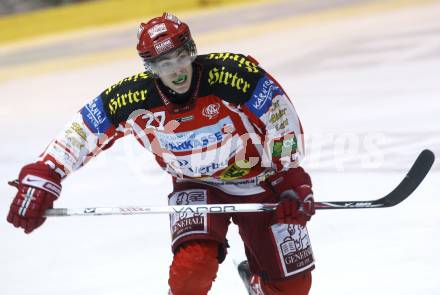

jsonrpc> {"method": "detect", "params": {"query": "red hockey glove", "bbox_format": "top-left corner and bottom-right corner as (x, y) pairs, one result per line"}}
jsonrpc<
(264, 167), (315, 226)
(275, 185), (315, 226)
(7, 163), (61, 234)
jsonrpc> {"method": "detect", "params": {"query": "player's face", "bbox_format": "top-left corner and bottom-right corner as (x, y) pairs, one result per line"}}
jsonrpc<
(155, 49), (193, 94)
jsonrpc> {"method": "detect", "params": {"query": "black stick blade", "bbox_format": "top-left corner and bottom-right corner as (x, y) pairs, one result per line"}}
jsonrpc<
(376, 149), (435, 207)
(316, 149), (435, 209)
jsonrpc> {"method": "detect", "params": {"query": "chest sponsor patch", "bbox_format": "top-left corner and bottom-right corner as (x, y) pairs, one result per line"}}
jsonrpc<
(155, 117), (234, 152)
(171, 158), (230, 176)
(219, 160), (251, 180)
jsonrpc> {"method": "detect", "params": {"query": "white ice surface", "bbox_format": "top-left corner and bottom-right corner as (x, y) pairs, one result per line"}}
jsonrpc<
(1, 2), (440, 295)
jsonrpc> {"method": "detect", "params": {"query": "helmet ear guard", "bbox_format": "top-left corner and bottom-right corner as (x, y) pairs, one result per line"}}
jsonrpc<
(136, 13), (197, 75)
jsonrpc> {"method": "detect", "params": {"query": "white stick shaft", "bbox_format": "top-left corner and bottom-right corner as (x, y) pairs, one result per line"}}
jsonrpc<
(44, 203), (278, 217)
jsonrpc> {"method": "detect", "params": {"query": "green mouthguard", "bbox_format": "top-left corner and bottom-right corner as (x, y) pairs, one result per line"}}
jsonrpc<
(173, 74), (187, 84)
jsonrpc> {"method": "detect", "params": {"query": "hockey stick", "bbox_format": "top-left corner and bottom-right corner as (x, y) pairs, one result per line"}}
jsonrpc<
(44, 149), (435, 217)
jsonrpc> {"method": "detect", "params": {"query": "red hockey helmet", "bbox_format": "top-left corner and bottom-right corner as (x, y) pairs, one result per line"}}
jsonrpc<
(136, 13), (197, 75)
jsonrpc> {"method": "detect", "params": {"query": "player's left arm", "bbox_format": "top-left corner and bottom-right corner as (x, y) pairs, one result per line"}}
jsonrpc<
(239, 64), (314, 225)
(240, 70), (305, 172)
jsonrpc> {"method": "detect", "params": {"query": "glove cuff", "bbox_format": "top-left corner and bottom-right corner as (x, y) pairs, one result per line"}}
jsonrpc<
(21, 174), (61, 198)
(18, 163), (62, 198)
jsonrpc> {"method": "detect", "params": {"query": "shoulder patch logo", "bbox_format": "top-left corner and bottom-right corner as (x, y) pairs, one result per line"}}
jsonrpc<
(80, 96), (111, 134)
(107, 89), (148, 115)
(207, 66), (252, 94)
(246, 76), (280, 117)
(207, 53), (259, 73)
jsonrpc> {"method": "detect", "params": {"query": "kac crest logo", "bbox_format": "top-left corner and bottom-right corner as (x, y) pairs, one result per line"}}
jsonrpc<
(202, 103), (220, 119)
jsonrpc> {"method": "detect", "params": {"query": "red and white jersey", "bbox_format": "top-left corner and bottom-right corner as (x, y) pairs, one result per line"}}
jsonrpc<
(39, 53), (305, 195)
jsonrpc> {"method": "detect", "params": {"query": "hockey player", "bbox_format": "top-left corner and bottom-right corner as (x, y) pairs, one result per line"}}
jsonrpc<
(7, 13), (315, 295)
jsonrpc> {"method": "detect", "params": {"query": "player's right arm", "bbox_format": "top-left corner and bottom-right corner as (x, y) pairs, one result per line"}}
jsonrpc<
(6, 93), (127, 234)
(7, 71), (154, 233)
(38, 95), (124, 177)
